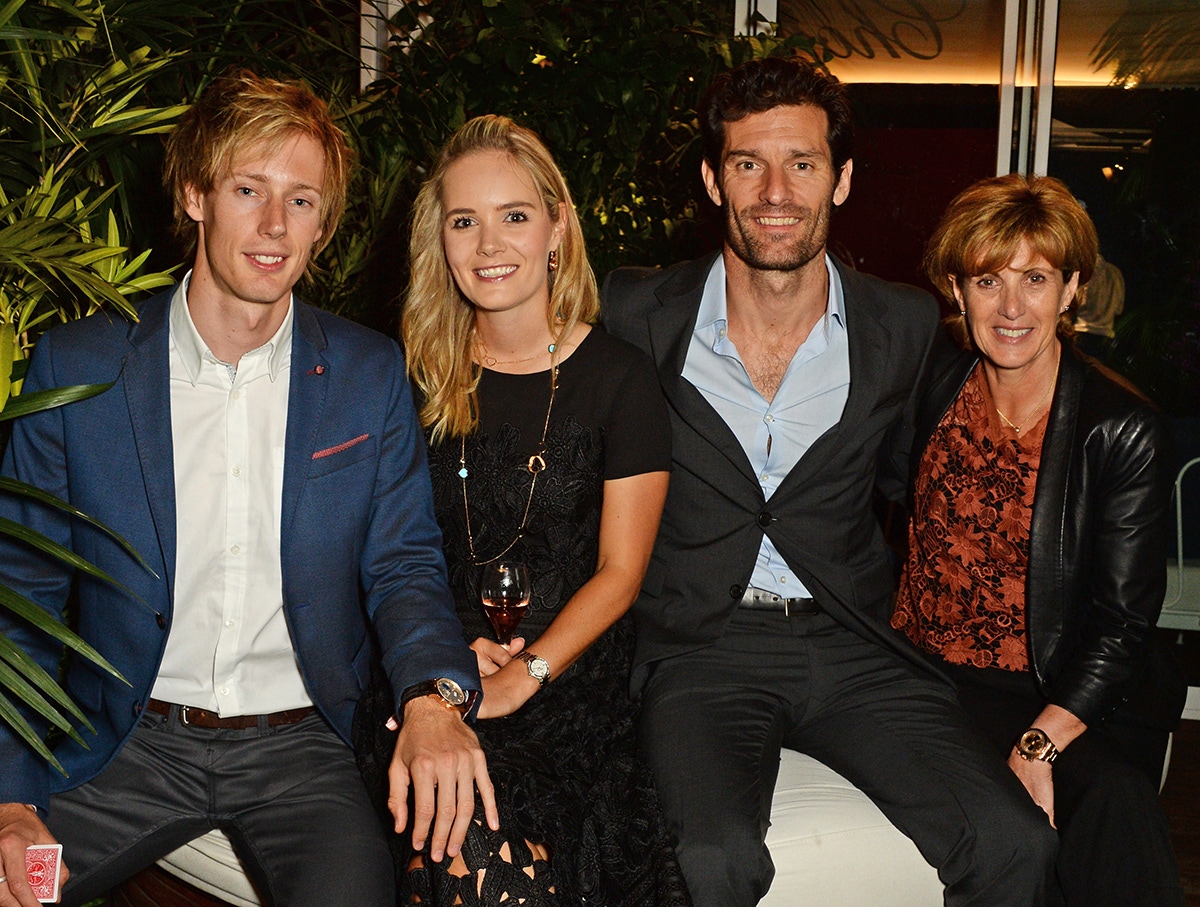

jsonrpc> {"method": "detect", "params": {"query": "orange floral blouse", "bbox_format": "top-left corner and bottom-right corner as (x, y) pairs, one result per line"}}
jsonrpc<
(892, 365), (1047, 672)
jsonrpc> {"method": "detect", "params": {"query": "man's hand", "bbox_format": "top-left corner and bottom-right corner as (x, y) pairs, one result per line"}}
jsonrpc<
(0, 804), (65, 907)
(1008, 749), (1056, 828)
(387, 696), (497, 861)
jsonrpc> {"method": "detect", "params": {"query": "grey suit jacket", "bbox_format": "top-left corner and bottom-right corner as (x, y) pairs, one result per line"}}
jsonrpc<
(601, 254), (940, 685)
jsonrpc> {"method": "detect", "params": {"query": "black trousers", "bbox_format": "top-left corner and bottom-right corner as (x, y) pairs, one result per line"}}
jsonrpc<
(639, 609), (1058, 907)
(48, 708), (394, 907)
(946, 662), (1186, 907)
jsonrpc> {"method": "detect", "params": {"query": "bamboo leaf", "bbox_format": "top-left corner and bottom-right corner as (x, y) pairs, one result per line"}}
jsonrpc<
(0, 689), (65, 775)
(0, 586), (126, 683)
(0, 637), (92, 730)
(0, 659), (87, 746)
(0, 477), (157, 576)
(0, 517), (136, 595)
(0, 382), (113, 420)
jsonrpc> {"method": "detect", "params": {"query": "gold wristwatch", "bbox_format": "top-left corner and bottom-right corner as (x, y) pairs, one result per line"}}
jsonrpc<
(1016, 727), (1059, 763)
(400, 677), (477, 719)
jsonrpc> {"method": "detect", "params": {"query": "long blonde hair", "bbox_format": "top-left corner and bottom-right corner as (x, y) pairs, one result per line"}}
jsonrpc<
(402, 115), (599, 443)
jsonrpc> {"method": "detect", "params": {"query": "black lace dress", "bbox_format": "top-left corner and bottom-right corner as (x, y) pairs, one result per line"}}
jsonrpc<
(354, 327), (691, 907)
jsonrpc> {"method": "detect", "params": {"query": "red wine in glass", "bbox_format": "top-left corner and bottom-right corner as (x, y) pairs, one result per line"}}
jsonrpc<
(480, 562), (531, 647)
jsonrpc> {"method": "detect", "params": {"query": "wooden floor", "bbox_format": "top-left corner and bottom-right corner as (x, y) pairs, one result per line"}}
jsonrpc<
(1164, 718), (1200, 906)
(1164, 629), (1200, 906)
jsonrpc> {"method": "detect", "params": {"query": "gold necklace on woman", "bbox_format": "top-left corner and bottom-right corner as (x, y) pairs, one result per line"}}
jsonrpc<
(459, 362), (558, 565)
(994, 355), (1058, 436)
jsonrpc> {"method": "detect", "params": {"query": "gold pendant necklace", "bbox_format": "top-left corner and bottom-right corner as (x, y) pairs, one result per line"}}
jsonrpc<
(459, 364), (558, 565)
(995, 366), (1057, 436)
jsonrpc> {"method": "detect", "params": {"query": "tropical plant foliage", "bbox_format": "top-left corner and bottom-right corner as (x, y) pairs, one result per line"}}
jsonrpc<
(0, 0), (180, 769)
(0, 381), (155, 775)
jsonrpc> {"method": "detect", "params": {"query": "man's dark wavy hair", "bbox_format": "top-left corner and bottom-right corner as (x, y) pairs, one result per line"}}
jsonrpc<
(700, 57), (854, 176)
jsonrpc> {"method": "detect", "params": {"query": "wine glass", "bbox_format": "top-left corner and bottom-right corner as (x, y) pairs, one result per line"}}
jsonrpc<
(480, 561), (531, 647)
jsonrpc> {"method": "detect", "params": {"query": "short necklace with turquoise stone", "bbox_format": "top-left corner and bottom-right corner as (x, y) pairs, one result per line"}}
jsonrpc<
(459, 357), (558, 565)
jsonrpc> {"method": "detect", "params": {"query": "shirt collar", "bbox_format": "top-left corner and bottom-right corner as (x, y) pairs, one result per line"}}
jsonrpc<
(696, 253), (846, 349)
(169, 270), (294, 384)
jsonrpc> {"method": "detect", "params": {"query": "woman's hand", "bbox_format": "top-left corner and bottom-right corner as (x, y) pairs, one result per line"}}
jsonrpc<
(1008, 749), (1056, 828)
(478, 659), (541, 719)
(469, 636), (525, 676)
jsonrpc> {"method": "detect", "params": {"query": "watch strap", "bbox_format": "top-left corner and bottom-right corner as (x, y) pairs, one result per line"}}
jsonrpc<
(399, 679), (478, 720)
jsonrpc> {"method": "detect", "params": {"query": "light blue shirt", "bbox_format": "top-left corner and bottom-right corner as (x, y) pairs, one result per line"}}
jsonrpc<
(682, 255), (850, 599)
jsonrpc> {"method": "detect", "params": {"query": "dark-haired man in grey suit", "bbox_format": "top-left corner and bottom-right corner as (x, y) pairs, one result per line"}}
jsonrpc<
(602, 57), (1056, 907)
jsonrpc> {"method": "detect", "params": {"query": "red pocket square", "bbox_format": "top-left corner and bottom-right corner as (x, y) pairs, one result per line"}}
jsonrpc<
(312, 434), (370, 459)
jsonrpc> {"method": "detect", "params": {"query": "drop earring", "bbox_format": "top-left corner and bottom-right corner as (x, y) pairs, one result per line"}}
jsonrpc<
(548, 250), (559, 272)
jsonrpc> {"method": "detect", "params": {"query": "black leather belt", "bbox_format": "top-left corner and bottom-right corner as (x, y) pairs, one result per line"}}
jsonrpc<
(739, 587), (820, 615)
(146, 698), (314, 729)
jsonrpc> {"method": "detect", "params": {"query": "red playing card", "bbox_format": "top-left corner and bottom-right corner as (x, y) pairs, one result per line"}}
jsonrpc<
(25, 844), (62, 903)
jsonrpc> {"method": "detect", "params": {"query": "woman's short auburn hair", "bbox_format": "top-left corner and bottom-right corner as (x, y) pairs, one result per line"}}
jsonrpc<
(924, 174), (1099, 336)
(162, 69), (355, 257)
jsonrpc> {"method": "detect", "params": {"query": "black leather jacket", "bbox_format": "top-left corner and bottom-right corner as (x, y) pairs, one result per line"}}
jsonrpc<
(911, 341), (1186, 731)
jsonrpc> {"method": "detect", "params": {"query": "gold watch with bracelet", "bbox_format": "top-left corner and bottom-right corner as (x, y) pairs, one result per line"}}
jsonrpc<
(515, 650), (551, 687)
(1016, 727), (1059, 763)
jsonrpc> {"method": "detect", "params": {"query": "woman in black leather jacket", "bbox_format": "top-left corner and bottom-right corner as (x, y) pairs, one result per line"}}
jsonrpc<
(892, 174), (1186, 906)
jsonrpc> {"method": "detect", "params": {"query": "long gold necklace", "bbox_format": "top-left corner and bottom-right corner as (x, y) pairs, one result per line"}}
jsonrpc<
(459, 363), (558, 565)
(994, 359), (1057, 436)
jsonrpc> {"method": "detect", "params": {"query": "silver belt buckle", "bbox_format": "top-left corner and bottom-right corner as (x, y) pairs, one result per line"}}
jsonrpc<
(179, 705), (191, 726)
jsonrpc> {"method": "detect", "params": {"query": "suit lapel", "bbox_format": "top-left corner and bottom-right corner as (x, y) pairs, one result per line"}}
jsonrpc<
(647, 256), (759, 488)
(773, 262), (892, 497)
(122, 293), (177, 592)
(280, 302), (330, 545)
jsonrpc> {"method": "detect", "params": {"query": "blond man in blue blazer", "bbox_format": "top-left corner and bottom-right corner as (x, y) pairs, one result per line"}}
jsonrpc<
(0, 72), (494, 907)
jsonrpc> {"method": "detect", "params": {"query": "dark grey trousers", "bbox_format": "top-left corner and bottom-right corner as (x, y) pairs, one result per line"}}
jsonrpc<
(48, 708), (394, 907)
(639, 609), (1058, 907)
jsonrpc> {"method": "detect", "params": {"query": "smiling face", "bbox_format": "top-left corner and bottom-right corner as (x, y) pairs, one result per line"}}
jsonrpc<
(440, 150), (565, 320)
(955, 240), (1078, 378)
(702, 104), (851, 273)
(185, 131), (326, 314)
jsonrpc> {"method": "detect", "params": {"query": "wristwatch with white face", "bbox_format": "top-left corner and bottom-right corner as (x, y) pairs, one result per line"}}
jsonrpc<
(515, 651), (551, 687)
(1016, 728), (1059, 763)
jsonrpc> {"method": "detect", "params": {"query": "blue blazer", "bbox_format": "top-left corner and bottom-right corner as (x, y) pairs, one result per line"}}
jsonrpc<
(0, 288), (478, 812)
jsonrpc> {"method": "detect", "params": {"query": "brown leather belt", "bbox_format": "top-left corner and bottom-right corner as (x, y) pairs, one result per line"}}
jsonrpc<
(145, 698), (314, 729)
(739, 587), (820, 615)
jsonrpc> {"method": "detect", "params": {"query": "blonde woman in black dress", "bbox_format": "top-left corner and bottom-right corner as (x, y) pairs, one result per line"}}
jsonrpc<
(355, 115), (690, 907)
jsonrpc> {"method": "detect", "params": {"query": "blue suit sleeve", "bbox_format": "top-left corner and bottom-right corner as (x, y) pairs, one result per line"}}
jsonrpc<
(358, 343), (480, 714)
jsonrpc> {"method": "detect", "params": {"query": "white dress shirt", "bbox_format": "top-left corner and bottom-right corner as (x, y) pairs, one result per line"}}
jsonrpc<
(682, 255), (851, 599)
(151, 274), (311, 714)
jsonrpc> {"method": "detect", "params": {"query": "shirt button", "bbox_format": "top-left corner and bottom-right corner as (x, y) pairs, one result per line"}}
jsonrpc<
(718, 328), (727, 339)
(761, 473), (769, 482)
(230, 544), (241, 555)
(218, 687), (229, 696)
(231, 389), (242, 401)
(231, 466), (242, 477)
(765, 415), (775, 423)
(225, 619), (235, 628)
(757, 511), (773, 529)
(780, 575), (790, 584)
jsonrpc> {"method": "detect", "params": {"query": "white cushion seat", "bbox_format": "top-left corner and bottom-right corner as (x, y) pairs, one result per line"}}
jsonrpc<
(760, 748), (943, 906)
